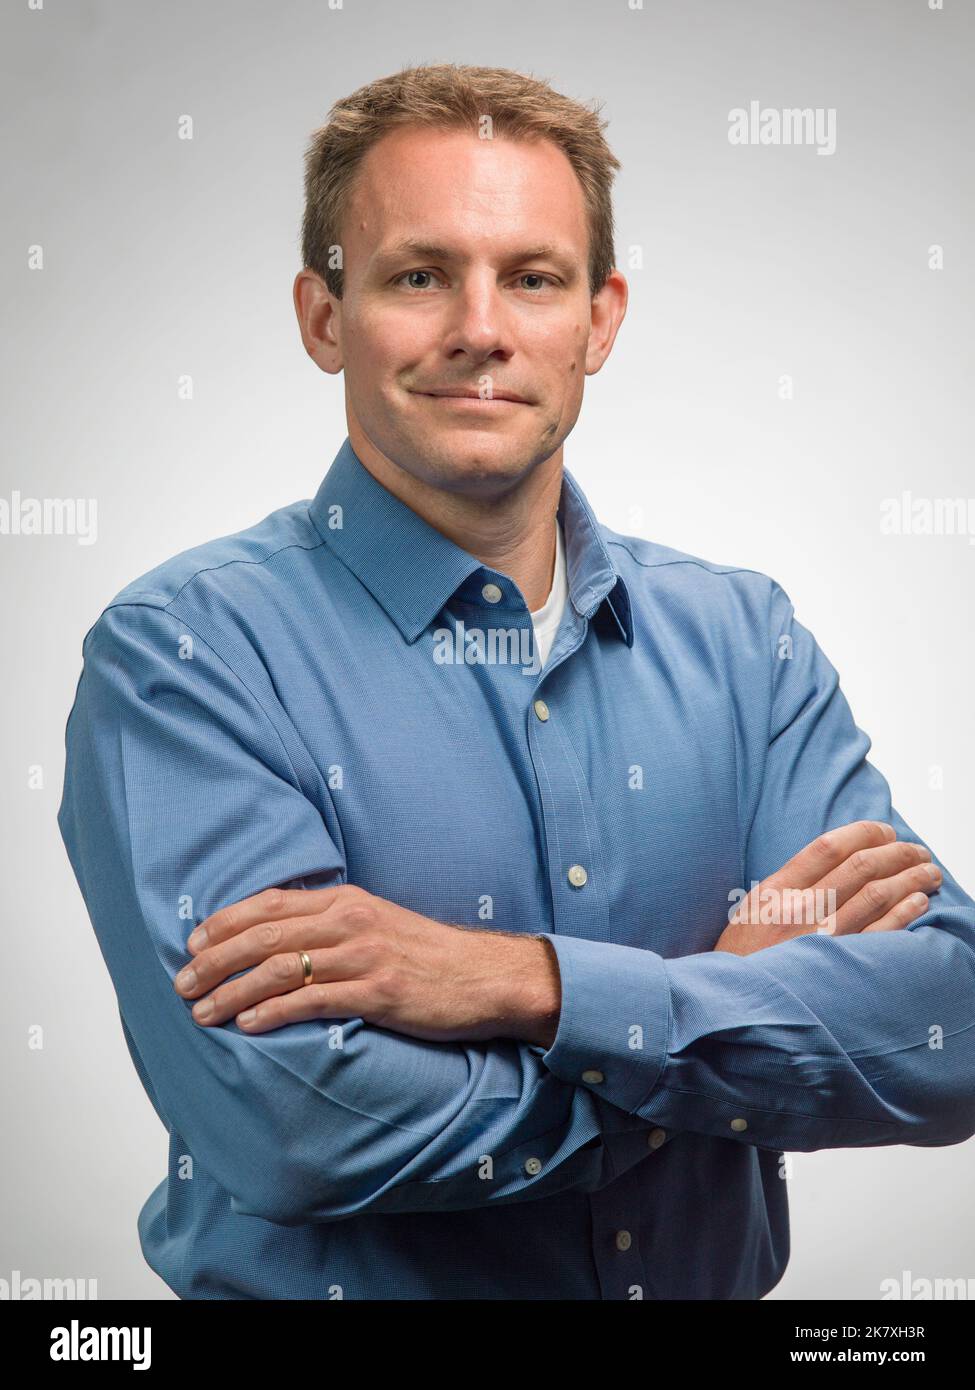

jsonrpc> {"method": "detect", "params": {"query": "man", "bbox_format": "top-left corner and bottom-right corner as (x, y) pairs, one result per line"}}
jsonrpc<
(58, 63), (975, 1301)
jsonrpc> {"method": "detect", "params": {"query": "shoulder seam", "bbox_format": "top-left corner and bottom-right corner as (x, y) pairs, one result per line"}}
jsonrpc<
(106, 508), (326, 612)
(91, 601), (307, 793)
(167, 533), (328, 609)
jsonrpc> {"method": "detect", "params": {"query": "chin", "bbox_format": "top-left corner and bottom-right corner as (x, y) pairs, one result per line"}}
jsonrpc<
(410, 436), (533, 495)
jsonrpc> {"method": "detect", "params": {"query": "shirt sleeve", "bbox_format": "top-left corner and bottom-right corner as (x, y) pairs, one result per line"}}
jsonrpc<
(538, 578), (975, 1152)
(57, 600), (658, 1227)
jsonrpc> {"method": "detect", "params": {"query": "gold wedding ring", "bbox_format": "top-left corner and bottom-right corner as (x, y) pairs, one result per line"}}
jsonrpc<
(299, 950), (313, 986)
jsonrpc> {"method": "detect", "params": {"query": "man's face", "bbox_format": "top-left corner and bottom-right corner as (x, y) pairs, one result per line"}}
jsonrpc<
(326, 124), (622, 499)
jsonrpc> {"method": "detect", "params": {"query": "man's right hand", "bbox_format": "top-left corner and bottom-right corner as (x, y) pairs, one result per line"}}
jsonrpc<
(714, 820), (941, 957)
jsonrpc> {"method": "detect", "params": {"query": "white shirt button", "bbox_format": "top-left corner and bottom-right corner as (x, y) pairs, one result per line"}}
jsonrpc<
(524, 1156), (542, 1176)
(481, 582), (503, 603)
(615, 1230), (632, 1251)
(647, 1128), (667, 1149)
(567, 864), (588, 887)
(581, 1069), (604, 1085)
(533, 699), (550, 721)
(730, 1117), (748, 1132)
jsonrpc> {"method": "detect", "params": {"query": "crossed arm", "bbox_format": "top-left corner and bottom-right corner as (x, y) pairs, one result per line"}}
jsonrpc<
(58, 593), (975, 1227)
(174, 882), (564, 1048)
(173, 820), (938, 1044)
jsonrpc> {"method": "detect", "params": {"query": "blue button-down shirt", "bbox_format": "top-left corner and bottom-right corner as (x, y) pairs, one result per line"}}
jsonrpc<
(57, 437), (975, 1300)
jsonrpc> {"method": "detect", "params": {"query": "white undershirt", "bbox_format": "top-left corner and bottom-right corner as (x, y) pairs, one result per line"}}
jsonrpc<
(529, 518), (568, 669)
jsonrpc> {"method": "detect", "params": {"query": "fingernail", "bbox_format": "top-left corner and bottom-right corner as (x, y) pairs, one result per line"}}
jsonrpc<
(188, 926), (208, 951)
(175, 967), (197, 993)
(925, 865), (942, 882)
(916, 846), (932, 861)
(193, 998), (213, 1020)
(238, 1009), (256, 1026)
(911, 893), (929, 908)
(883, 823), (896, 842)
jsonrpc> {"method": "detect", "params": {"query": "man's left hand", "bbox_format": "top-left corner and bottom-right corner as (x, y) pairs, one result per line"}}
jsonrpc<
(173, 884), (561, 1048)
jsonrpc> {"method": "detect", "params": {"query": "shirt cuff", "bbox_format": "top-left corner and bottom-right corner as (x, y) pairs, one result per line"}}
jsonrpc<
(534, 933), (672, 1114)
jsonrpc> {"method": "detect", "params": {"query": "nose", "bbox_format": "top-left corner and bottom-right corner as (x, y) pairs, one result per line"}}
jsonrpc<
(440, 269), (515, 362)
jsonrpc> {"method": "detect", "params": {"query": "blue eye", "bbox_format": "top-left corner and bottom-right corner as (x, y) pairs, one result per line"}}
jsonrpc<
(393, 270), (556, 292)
(400, 270), (438, 290)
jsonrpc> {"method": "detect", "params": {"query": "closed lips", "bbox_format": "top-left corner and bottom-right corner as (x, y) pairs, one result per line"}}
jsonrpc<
(418, 390), (527, 402)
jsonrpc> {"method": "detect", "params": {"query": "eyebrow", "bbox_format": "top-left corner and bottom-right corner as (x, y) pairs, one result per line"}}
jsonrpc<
(371, 238), (579, 278)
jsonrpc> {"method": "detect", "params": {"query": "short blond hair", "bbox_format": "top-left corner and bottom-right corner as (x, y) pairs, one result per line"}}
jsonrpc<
(300, 62), (621, 299)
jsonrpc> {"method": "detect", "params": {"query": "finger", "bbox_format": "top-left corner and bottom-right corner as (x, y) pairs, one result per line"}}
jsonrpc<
(809, 839), (932, 911)
(861, 892), (933, 933)
(190, 947), (356, 1026)
(189, 884), (346, 953)
(753, 821), (896, 900)
(830, 864), (941, 936)
(236, 981), (369, 1033)
(788, 821), (898, 890)
(177, 912), (345, 996)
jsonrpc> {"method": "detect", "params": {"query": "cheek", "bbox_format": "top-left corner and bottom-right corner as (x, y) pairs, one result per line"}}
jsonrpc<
(369, 318), (437, 374)
(568, 322), (588, 370)
(538, 322), (587, 373)
(344, 323), (409, 380)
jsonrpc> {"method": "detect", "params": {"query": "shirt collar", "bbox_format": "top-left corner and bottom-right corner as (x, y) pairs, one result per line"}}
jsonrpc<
(308, 437), (633, 649)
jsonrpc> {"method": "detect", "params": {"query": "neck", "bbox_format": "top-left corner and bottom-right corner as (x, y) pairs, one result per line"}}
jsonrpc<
(348, 429), (563, 612)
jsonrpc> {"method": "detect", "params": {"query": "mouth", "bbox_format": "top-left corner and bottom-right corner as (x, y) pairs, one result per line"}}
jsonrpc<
(412, 389), (530, 406)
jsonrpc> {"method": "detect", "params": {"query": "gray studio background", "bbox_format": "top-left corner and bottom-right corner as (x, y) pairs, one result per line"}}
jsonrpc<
(2, 0), (972, 1299)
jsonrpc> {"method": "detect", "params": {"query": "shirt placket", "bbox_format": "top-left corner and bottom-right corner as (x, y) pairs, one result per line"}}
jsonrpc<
(528, 605), (648, 1298)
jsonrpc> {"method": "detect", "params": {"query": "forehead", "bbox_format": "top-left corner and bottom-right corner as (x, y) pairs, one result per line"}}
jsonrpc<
(345, 125), (589, 256)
